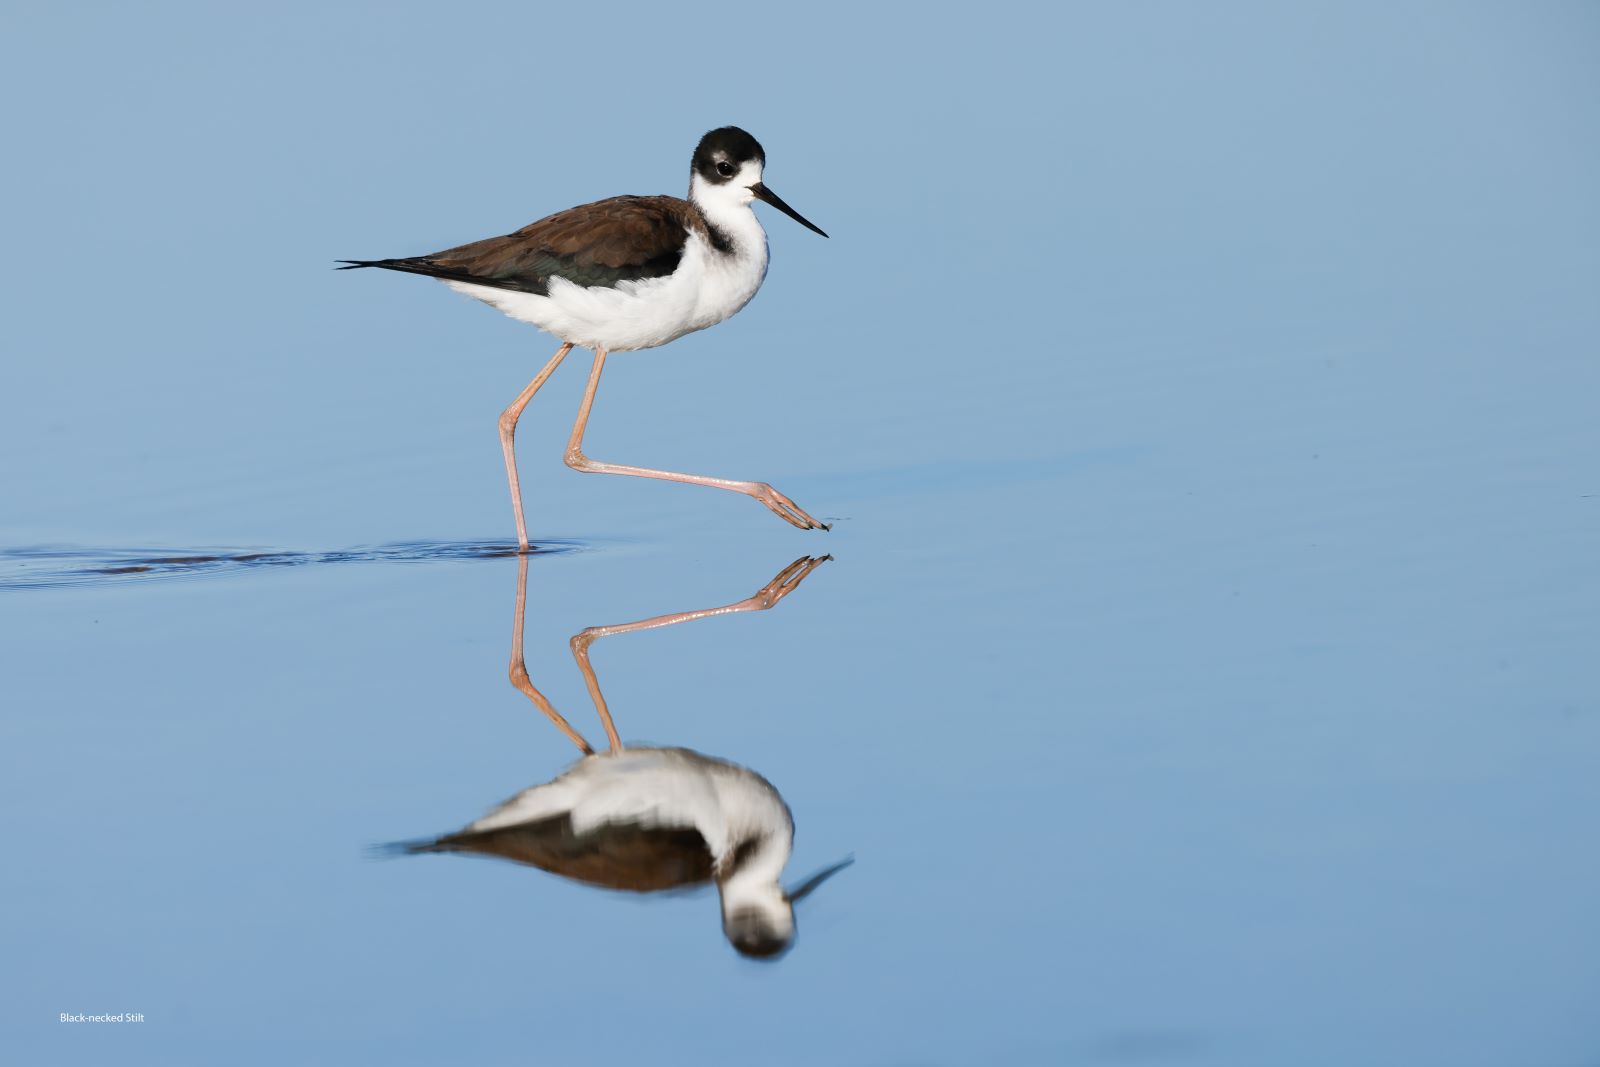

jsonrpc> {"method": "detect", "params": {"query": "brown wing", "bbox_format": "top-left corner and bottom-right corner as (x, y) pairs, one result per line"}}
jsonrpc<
(337, 195), (702, 294)
(406, 813), (716, 893)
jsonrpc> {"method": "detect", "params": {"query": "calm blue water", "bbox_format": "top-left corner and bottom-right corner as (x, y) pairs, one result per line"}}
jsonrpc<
(3, 3), (1598, 1064)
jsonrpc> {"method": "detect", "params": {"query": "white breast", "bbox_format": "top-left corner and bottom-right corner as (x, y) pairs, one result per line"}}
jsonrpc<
(443, 218), (769, 353)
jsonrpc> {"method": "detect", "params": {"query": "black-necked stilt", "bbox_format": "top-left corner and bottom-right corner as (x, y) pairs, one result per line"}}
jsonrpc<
(340, 127), (831, 548)
(394, 554), (850, 959)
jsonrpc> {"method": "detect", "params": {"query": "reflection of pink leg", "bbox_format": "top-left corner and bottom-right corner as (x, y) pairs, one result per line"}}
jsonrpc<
(508, 555), (593, 755)
(568, 555), (831, 755)
(499, 342), (573, 552)
(563, 348), (830, 531)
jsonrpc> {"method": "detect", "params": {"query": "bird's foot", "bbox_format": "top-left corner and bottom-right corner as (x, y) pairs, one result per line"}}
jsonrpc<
(751, 482), (831, 531)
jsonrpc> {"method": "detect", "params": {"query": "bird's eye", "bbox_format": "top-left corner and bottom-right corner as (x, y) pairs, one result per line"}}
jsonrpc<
(716, 160), (736, 177)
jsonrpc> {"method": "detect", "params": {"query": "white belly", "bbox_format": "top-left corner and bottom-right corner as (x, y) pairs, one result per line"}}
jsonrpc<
(443, 230), (768, 353)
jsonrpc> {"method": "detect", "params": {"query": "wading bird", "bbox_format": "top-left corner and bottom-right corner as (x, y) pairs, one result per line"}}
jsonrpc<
(391, 554), (850, 959)
(340, 127), (831, 548)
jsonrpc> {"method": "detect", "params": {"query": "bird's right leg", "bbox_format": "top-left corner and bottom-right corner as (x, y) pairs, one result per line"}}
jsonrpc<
(564, 348), (830, 530)
(499, 342), (574, 552)
(568, 555), (831, 754)
(508, 553), (593, 755)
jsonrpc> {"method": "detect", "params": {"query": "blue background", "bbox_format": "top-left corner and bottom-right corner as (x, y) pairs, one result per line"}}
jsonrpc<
(2, 2), (1598, 1064)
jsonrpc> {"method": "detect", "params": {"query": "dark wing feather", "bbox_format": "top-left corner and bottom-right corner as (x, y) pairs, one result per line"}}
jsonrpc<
(405, 813), (716, 893)
(338, 195), (700, 295)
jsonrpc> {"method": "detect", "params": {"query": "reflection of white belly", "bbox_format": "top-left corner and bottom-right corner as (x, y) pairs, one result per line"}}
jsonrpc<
(443, 231), (769, 353)
(463, 746), (791, 863)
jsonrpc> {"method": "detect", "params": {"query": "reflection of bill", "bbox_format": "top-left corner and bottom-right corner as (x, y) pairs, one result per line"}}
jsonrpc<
(392, 555), (851, 960)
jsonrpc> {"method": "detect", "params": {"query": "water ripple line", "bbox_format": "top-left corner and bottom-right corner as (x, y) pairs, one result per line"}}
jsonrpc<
(0, 539), (586, 591)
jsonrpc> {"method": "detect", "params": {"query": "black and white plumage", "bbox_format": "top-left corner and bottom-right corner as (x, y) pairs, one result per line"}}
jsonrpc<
(339, 127), (827, 353)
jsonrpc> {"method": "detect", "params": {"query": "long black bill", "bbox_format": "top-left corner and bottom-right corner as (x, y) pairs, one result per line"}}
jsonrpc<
(785, 855), (854, 903)
(751, 182), (829, 238)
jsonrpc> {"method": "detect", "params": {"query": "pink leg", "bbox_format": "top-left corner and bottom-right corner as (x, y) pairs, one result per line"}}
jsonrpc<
(568, 555), (831, 754)
(499, 342), (574, 552)
(508, 554), (593, 755)
(564, 348), (830, 531)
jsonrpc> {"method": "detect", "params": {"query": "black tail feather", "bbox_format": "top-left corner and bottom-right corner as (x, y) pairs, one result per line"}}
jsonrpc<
(334, 256), (540, 294)
(336, 258), (411, 271)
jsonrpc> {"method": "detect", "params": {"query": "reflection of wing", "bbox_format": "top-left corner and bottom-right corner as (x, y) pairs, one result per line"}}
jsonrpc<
(408, 815), (715, 893)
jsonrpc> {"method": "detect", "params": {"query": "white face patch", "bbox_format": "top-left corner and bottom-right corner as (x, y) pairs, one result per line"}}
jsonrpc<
(732, 159), (764, 203)
(691, 157), (765, 212)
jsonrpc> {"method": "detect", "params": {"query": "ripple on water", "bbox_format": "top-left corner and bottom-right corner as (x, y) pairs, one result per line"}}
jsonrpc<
(0, 539), (586, 591)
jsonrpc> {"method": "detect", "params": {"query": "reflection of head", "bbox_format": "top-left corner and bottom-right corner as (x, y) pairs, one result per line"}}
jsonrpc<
(722, 891), (797, 960)
(718, 854), (853, 960)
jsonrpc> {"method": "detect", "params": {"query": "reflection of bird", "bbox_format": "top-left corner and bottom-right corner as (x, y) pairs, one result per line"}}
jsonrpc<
(403, 747), (850, 958)
(393, 555), (849, 959)
(340, 127), (831, 549)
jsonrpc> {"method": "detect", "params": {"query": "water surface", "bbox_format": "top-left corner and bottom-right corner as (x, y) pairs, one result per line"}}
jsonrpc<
(3, 3), (1598, 1065)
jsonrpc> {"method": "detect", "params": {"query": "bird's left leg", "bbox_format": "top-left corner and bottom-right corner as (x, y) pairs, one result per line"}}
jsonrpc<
(563, 348), (830, 530)
(568, 555), (831, 752)
(500, 342), (574, 552)
(508, 554), (594, 755)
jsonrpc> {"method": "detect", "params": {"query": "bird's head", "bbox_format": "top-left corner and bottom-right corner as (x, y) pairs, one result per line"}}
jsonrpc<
(689, 126), (828, 238)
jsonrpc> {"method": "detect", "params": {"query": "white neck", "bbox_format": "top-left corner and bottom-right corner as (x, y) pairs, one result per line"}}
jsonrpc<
(718, 833), (793, 939)
(720, 831), (788, 894)
(689, 167), (770, 258)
